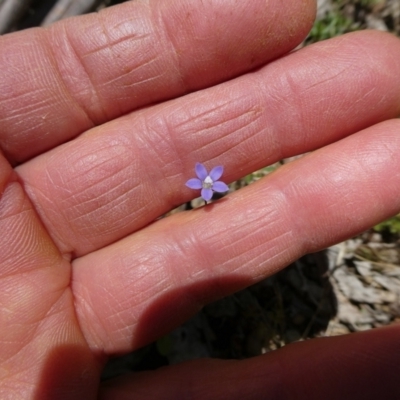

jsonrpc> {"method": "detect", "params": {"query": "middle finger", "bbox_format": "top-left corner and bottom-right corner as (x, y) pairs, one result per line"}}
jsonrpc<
(18, 31), (400, 257)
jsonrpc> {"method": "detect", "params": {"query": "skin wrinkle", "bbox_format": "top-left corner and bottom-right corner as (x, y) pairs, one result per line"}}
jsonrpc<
(141, 112), (185, 195)
(241, 241), (295, 281)
(287, 131), (399, 251)
(251, 85), (285, 162)
(325, 142), (377, 195)
(84, 188), (139, 229)
(200, 90), (261, 134)
(170, 95), (237, 131)
(0, 288), (60, 363)
(58, 153), (126, 195)
(25, 179), (78, 248)
(153, 1), (200, 93)
(202, 202), (278, 253)
(168, 88), (265, 165)
(123, 202), (150, 230)
(45, 25), (97, 128)
(50, 23), (106, 124)
(98, 52), (160, 89)
(299, 67), (348, 92)
(353, 154), (392, 213)
(215, 222), (294, 276)
(81, 9), (122, 118)
(44, 166), (72, 197)
(171, 229), (215, 289)
(300, 43), (363, 88)
(381, 141), (400, 169)
(68, 152), (120, 184)
(106, 276), (163, 321)
(17, 287), (66, 341)
(121, 72), (166, 92)
(2, 311), (79, 394)
(91, 3), (172, 116)
(79, 28), (152, 59)
(143, 2), (188, 96)
(64, 166), (138, 212)
(257, 74), (309, 153)
(1, 343), (37, 377)
(117, 246), (168, 291)
(132, 135), (165, 213)
(71, 285), (107, 352)
(9, 51), (89, 163)
(4, 219), (37, 266)
(206, 119), (267, 164)
(101, 289), (134, 328)
(262, 170), (321, 257)
(188, 187), (293, 278)
(52, 31), (99, 116)
(311, 50), (377, 110)
(133, 273), (171, 302)
(41, 140), (142, 242)
(163, 0), (293, 89)
(90, 300), (151, 349)
(344, 34), (382, 71)
(4, 266), (68, 313)
(175, 266), (226, 318)
(265, 39), (394, 147)
(128, 128), (180, 216)
(125, 263), (172, 306)
(0, 258), (43, 282)
(64, 142), (132, 186)
(0, 184), (29, 223)
(201, 108), (263, 154)
(0, 87), (49, 111)
(22, 179), (77, 249)
(1, 102), (55, 129)
(0, 205), (31, 230)
(0, 29), (82, 157)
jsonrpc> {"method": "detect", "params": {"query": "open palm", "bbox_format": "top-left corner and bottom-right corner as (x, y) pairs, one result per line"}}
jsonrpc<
(1, 0), (400, 399)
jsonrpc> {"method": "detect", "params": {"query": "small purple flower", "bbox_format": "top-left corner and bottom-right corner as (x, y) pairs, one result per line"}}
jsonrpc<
(186, 163), (229, 202)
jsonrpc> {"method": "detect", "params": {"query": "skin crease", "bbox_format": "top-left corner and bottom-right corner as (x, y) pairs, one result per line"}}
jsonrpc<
(0, 0), (400, 399)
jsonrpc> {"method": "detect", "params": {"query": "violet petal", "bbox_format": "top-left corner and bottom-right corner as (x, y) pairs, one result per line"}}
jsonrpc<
(195, 162), (208, 180)
(186, 178), (203, 189)
(201, 188), (213, 201)
(209, 165), (223, 181)
(212, 181), (229, 193)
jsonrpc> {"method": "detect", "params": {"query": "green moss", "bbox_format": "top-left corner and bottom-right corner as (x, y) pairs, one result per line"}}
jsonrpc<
(306, 0), (384, 44)
(374, 214), (400, 235)
(307, 8), (357, 44)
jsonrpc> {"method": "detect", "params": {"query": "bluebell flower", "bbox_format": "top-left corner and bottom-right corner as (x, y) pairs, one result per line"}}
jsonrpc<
(186, 163), (229, 201)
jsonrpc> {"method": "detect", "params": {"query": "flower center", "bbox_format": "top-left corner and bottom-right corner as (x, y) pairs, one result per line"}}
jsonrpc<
(202, 176), (213, 189)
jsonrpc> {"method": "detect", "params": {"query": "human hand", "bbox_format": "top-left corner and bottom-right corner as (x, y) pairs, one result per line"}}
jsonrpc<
(1, 0), (400, 398)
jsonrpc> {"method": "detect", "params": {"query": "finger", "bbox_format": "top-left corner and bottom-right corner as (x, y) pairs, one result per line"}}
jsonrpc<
(0, 0), (315, 163)
(72, 119), (400, 353)
(18, 31), (400, 257)
(0, 151), (100, 398)
(99, 325), (400, 400)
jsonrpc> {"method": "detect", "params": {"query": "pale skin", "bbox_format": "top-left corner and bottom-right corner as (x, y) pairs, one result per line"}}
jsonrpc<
(1, 0), (400, 398)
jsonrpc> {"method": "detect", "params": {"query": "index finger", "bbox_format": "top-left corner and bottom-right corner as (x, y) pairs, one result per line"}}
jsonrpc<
(0, 0), (315, 163)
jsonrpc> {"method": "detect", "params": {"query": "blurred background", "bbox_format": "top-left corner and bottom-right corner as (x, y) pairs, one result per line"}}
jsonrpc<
(1, 0), (399, 379)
